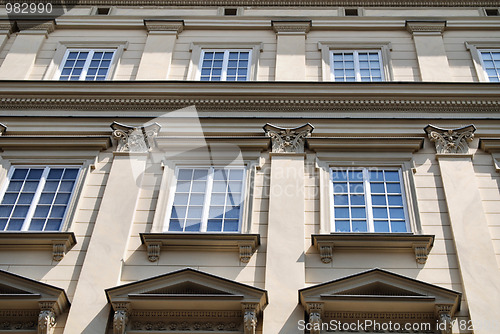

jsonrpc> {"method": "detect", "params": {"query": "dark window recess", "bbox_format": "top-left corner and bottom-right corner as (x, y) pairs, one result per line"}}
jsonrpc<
(224, 8), (238, 16)
(345, 8), (359, 16)
(96, 7), (111, 15)
(485, 8), (499, 16)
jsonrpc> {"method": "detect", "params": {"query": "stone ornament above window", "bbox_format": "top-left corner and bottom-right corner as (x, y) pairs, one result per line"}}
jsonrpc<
(263, 123), (314, 154)
(424, 124), (476, 154)
(111, 121), (161, 153)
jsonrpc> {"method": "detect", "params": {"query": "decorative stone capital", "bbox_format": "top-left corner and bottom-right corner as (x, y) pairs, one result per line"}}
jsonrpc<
(242, 303), (258, 334)
(111, 121), (161, 153)
(435, 304), (453, 334)
(17, 21), (56, 34)
(37, 303), (57, 334)
(306, 303), (323, 334)
(144, 20), (184, 34)
(406, 21), (446, 35)
(424, 124), (476, 154)
(272, 21), (311, 34)
(0, 123), (6, 135)
(112, 303), (131, 334)
(263, 123), (314, 153)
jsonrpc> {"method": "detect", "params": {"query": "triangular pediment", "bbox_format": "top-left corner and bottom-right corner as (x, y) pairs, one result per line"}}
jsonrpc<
(0, 270), (70, 314)
(300, 268), (461, 315)
(106, 268), (268, 312)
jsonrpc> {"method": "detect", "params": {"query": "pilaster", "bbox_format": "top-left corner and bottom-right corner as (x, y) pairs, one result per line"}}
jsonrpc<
(262, 123), (313, 333)
(272, 21), (311, 81)
(63, 123), (159, 334)
(0, 21), (55, 79)
(136, 20), (184, 80)
(406, 21), (453, 82)
(425, 124), (500, 334)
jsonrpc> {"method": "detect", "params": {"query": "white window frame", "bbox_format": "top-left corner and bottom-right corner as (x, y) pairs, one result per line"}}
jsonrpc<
(330, 50), (384, 82)
(163, 166), (247, 233)
(197, 49), (252, 81)
(55, 49), (117, 81)
(465, 42), (500, 82)
(0, 166), (82, 232)
(187, 42), (263, 81)
(44, 41), (128, 80)
(318, 42), (393, 82)
(329, 167), (410, 233)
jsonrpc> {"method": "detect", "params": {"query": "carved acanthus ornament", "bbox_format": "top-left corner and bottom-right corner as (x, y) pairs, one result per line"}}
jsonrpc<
(111, 122), (161, 153)
(263, 123), (314, 154)
(424, 124), (476, 154)
(37, 303), (58, 334)
(242, 303), (258, 334)
(113, 303), (131, 334)
(435, 304), (453, 334)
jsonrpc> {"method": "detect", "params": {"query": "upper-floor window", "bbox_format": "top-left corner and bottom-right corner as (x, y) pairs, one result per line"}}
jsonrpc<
(331, 168), (408, 233)
(167, 167), (245, 233)
(330, 50), (384, 82)
(479, 50), (500, 82)
(199, 50), (251, 81)
(57, 49), (116, 81)
(0, 167), (80, 231)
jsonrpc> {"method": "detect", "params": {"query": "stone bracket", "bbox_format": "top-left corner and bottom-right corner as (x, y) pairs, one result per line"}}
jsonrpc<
(242, 303), (259, 334)
(112, 302), (131, 334)
(312, 233), (434, 264)
(0, 232), (76, 262)
(141, 233), (260, 263)
(435, 304), (454, 334)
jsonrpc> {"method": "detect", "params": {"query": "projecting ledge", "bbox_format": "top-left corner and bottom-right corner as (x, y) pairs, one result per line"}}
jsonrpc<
(140, 233), (260, 263)
(0, 232), (76, 261)
(311, 233), (434, 265)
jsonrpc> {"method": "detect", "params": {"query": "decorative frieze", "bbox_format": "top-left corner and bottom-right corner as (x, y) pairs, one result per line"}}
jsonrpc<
(424, 124), (476, 154)
(272, 21), (311, 34)
(111, 122), (161, 153)
(144, 20), (184, 34)
(242, 303), (258, 334)
(406, 21), (446, 35)
(263, 123), (314, 154)
(130, 320), (241, 331)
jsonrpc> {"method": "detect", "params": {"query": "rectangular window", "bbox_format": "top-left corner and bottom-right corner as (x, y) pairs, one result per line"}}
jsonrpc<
(330, 50), (384, 82)
(58, 49), (116, 81)
(480, 50), (500, 82)
(168, 167), (245, 233)
(199, 50), (251, 81)
(331, 168), (408, 233)
(0, 167), (80, 231)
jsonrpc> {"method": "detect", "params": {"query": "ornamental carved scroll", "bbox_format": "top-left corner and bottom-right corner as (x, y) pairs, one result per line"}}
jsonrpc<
(424, 124), (476, 154)
(263, 123), (314, 153)
(111, 122), (161, 153)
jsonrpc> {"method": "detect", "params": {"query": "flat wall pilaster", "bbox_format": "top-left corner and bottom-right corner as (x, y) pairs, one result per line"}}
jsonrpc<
(135, 20), (184, 80)
(0, 21), (54, 80)
(425, 125), (500, 333)
(406, 21), (453, 82)
(273, 21), (310, 81)
(63, 153), (148, 333)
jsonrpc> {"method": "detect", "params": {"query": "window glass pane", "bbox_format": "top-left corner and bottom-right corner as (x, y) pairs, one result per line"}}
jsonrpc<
(481, 51), (500, 82)
(335, 220), (350, 232)
(352, 220), (367, 232)
(331, 50), (382, 82)
(201, 50), (250, 82)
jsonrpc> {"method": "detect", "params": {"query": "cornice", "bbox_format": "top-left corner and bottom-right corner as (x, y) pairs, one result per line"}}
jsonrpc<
(17, 0), (500, 7)
(1, 82), (500, 114)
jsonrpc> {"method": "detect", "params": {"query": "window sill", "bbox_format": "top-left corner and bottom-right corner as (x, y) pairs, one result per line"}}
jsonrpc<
(140, 233), (260, 263)
(0, 232), (76, 261)
(311, 233), (434, 264)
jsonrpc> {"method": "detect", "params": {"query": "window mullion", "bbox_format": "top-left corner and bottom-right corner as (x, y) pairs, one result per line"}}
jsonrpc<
(21, 167), (49, 231)
(221, 51), (230, 81)
(81, 50), (93, 80)
(354, 51), (361, 81)
(200, 168), (214, 232)
(237, 168), (246, 233)
(364, 168), (375, 233)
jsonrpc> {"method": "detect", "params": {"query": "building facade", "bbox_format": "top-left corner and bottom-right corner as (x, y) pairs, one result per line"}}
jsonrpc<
(0, 1), (500, 333)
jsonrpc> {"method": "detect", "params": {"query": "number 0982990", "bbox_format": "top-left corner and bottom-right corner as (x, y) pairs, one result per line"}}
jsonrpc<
(5, 2), (53, 14)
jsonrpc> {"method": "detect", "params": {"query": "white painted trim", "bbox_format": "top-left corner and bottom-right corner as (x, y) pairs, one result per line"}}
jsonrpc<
(318, 41), (393, 82)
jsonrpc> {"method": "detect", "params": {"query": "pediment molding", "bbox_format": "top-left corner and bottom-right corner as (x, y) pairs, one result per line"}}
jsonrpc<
(106, 268), (267, 334)
(300, 268), (461, 316)
(0, 270), (70, 333)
